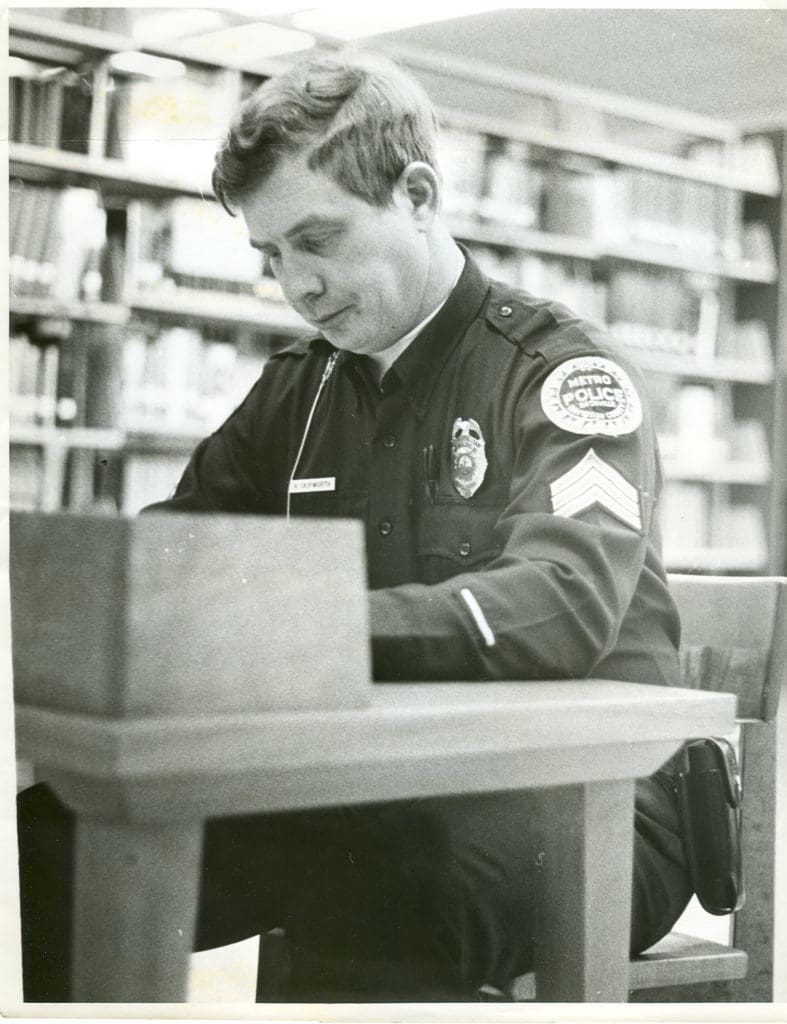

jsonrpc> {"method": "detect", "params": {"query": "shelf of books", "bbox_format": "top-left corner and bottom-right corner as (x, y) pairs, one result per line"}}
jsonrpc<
(8, 10), (786, 573)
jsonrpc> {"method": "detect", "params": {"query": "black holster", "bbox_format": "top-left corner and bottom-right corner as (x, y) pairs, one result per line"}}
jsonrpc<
(674, 737), (745, 915)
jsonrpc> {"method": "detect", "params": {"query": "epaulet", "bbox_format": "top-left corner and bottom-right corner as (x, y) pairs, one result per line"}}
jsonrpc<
(482, 282), (615, 363)
(268, 332), (331, 361)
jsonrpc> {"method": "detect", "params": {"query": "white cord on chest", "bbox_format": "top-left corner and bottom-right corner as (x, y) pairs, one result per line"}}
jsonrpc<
(286, 351), (340, 521)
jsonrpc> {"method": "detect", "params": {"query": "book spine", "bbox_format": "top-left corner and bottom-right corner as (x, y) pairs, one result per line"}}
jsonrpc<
(10, 447), (43, 511)
(55, 326), (90, 428)
(36, 343), (60, 428)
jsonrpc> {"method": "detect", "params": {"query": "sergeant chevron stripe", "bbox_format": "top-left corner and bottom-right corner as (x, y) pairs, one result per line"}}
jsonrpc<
(549, 449), (642, 531)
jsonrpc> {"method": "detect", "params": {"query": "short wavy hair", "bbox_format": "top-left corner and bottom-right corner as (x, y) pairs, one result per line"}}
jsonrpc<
(212, 51), (441, 214)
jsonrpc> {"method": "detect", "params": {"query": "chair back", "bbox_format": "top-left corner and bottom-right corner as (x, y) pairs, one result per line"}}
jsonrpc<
(667, 574), (787, 722)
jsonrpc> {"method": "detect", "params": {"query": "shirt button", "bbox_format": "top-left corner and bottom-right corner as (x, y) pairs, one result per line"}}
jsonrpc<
(458, 541), (472, 557)
(499, 305), (513, 318)
(383, 435), (397, 449)
(379, 520), (393, 536)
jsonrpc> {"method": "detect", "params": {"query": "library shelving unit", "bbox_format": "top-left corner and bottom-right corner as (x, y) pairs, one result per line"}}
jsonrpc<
(8, 11), (786, 574)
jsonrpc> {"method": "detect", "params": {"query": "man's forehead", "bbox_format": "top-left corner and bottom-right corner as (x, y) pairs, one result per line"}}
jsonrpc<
(240, 154), (352, 240)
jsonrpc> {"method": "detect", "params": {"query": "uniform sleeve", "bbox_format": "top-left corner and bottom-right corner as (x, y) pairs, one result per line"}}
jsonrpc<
(143, 376), (270, 515)
(369, 350), (663, 681)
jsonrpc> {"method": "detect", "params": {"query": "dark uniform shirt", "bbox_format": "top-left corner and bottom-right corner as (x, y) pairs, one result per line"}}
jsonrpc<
(150, 253), (680, 690)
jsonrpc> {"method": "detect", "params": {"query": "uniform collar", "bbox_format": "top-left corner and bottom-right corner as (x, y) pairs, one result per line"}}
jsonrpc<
(380, 248), (490, 418)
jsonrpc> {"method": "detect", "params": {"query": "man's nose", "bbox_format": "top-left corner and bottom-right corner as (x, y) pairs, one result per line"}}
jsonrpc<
(277, 256), (324, 308)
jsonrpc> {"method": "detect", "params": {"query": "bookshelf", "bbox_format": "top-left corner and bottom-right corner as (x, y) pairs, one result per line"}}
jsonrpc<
(8, 11), (786, 573)
(9, 142), (209, 199)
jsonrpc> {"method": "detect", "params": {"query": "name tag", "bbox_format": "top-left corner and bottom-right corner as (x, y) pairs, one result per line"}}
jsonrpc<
(289, 477), (336, 494)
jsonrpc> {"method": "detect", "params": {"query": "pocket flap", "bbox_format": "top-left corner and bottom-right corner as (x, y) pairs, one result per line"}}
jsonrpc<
(418, 503), (501, 566)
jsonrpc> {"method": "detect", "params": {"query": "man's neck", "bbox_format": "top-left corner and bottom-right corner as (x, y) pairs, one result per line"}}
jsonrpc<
(366, 240), (465, 382)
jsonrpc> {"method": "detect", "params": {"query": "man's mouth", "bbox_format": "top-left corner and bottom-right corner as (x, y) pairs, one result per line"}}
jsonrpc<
(314, 306), (351, 328)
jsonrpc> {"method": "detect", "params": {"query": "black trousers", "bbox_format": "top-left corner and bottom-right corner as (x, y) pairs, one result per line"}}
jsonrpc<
(17, 776), (691, 1002)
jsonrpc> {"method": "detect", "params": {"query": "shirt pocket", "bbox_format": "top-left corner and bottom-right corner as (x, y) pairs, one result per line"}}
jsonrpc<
(417, 501), (502, 584)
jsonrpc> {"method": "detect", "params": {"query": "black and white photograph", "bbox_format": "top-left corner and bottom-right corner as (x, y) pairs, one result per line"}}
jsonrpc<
(3, 3), (787, 1017)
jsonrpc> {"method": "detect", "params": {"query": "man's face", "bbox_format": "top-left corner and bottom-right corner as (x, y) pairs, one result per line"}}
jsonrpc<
(240, 149), (432, 355)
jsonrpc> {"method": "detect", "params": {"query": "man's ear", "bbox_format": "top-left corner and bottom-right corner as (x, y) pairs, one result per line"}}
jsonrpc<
(393, 162), (440, 228)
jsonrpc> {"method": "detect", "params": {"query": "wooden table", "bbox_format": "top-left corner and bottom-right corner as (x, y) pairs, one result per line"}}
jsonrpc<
(15, 680), (736, 1004)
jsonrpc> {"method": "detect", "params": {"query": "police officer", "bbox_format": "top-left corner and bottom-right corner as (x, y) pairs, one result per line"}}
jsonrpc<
(18, 51), (691, 1002)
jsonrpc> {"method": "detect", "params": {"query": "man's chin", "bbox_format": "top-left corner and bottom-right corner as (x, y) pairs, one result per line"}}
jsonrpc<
(320, 329), (369, 354)
(320, 330), (353, 351)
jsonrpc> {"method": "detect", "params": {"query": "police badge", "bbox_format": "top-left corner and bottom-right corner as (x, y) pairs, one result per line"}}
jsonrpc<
(451, 417), (488, 499)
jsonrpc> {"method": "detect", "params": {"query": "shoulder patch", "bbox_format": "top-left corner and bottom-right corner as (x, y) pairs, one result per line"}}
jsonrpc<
(540, 355), (642, 437)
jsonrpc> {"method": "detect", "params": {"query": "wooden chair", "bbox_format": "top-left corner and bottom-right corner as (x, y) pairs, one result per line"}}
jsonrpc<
(627, 573), (787, 1002)
(255, 574), (787, 1002)
(507, 574), (786, 1002)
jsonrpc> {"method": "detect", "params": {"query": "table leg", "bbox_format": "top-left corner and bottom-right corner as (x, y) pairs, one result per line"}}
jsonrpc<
(533, 779), (634, 1002)
(72, 815), (202, 1002)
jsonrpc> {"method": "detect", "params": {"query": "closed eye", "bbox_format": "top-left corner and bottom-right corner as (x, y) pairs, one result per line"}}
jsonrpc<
(297, 231), (338, 255)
